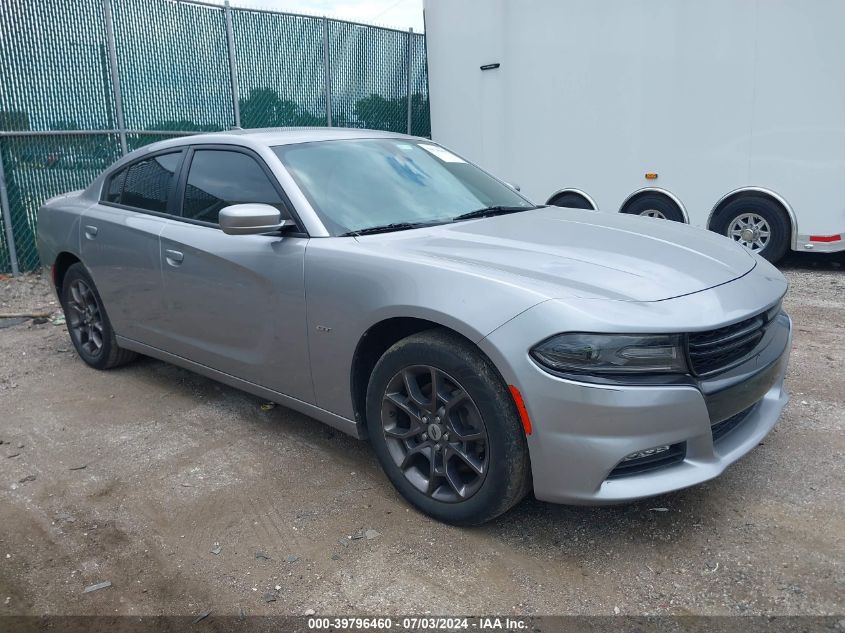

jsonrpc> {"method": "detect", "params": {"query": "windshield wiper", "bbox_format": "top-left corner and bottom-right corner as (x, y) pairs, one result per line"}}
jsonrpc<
(339, 221), (440, 237)
(340, 206), (542, 236)
(452, 205), (542, 222)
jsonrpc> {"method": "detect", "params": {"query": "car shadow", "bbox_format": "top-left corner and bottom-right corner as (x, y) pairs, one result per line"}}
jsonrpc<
(121, 338), (754, 550)
(127, 353), (372, 458)
(488, 484), (733, 552)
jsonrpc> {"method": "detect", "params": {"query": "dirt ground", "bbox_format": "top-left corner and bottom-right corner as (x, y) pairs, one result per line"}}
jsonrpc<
(0, 252), (842, 619)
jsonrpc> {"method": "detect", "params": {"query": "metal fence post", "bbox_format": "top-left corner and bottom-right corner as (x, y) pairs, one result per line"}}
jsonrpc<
(0, 150), (20, 275)
(103, 0), (128, 154)
(224, 1), (241, 128)
(406, 27), (414, 135)
(322, 16), (333, 127)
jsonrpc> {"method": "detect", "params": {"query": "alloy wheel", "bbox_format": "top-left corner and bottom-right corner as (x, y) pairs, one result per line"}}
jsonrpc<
(728, 212), (771, 252)
(66, 279), (104, 356)
(640, 209), (667, 219)
(380, 365), (489, 503)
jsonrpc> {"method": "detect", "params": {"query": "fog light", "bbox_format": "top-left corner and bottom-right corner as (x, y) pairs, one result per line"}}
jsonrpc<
(621, 445), (670, 462)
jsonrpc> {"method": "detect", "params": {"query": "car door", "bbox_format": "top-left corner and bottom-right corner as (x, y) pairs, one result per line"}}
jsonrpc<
(157, 146), (313, 403)
(81, 150), (184, 348)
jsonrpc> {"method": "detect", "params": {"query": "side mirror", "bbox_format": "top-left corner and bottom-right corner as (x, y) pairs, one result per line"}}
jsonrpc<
(507, 182), (521, 192)
(219, 204), (293, 235)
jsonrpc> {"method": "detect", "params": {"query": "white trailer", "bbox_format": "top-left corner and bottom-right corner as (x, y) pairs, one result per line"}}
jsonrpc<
(423, 0), (845, 262)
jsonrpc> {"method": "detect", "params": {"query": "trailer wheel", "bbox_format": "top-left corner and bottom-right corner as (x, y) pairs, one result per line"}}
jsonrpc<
(547, 190), (595, 210)
(711, 196), (790, 263)
(620, 192), (685, 222)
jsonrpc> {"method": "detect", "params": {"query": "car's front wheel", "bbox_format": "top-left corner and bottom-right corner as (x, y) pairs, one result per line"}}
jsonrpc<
(366, 329), (531, 525)
(61, 263), (136, 370)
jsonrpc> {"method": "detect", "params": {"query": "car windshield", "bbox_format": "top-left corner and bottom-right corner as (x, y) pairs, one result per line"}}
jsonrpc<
(272, 138), (535, 235)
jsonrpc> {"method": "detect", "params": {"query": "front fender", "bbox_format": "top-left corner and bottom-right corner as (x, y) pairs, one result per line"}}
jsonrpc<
(303, 238), (547, 419)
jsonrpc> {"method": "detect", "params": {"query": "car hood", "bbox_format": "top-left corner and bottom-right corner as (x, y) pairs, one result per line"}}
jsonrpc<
(356, 207), (757, 302)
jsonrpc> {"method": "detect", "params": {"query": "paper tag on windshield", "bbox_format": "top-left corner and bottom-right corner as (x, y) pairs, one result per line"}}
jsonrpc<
(418, 144), (466, 163)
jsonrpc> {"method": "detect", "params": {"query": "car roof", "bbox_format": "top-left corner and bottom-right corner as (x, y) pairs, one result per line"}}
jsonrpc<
(141, 127), (418, 152)
(83, 127), (424, 200)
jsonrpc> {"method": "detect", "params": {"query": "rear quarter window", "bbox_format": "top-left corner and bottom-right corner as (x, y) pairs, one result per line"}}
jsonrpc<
(103, 152), (182, 213)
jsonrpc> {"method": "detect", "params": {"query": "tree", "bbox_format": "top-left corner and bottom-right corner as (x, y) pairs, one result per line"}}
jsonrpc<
(129, 120), (223, 151)
(353, 94), (405, 132)
(145, 120), (221, 132)
(0, 111), (30, 131)
(239, 88), (324, 128)
(353, 93), (431, 135)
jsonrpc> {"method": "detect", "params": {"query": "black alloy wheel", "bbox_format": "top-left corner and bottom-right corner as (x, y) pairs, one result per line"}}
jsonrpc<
(380, 364), (489, 502)
(66, 277), (105, 358)
(61, 263), (136, 369)
(366, 329), (531, 525)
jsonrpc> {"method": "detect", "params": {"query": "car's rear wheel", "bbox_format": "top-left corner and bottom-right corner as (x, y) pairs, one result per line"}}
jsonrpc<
(61, 263), (136, 370)
(366, 329), (531, 525)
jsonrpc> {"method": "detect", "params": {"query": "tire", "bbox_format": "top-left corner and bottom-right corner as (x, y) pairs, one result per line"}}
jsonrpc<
(548, 191), (594, 210)
(711, 196), (790, 263)
(621, 193), (685, 222)
(365, 329), (531, 525)
(60, 263), (137, 370)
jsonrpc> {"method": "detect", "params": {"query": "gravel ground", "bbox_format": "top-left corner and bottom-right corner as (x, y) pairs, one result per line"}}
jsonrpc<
(0, 252), (842, 618)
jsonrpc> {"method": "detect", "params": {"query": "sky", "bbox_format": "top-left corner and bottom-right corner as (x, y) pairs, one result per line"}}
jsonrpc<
(209, 0), (425, 31)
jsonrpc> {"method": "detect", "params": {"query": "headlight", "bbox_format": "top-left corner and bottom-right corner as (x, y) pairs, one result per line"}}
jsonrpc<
(530, 333), (688, 375)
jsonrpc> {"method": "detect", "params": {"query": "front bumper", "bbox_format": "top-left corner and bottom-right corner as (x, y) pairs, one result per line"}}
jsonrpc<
(480, 309), (792, 505)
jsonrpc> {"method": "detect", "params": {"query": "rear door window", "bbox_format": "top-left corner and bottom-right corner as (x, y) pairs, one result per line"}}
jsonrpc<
(104, 168), (126, 203)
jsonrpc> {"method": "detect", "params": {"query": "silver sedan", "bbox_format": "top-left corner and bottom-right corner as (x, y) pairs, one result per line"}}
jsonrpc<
(37, 129), (791, 524)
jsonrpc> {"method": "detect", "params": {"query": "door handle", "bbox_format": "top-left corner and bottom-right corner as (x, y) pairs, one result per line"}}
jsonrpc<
(165, 249), (184, 266)
(84, 225), (98, 239)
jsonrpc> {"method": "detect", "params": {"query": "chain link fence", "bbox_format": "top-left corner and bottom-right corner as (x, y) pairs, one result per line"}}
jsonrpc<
(0, 0), (430, 273)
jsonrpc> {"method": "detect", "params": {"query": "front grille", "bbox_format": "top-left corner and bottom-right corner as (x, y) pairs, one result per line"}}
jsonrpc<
(711, 405), (756, 443)
(606, 443), (686, 479)
(687, 305), (778, 375)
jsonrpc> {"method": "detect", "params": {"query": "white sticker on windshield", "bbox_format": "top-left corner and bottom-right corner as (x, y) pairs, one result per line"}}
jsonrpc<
(418, 144), (466, 163)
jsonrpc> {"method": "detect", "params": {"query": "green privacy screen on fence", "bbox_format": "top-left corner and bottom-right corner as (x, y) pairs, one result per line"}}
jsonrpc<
(0, 0), (430, 273)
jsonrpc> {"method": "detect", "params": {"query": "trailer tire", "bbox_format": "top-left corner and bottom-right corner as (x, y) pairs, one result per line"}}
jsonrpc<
(547, 191), (595, 210)
(711, 196), (790, 263)
(620, 193), (685, 222)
